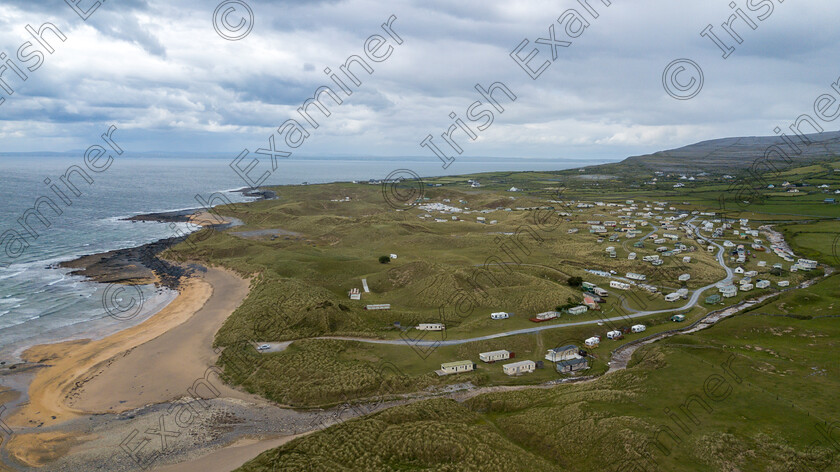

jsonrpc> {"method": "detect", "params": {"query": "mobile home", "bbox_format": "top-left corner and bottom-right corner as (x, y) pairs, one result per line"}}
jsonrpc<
(584, 336), (600, 348)
(665, 293), (681, 302)
(479, 350), (511, 363)
(606, 330), (622, 340)
(671, 314), (685, 322)
(417, 323), (445, 331)
(503, 360), (536, 376)
(490, 312), (510, 320)
(438, 360), (475, 375)
(631, 324), (646, 333)
(567, 305), (588, 315)
(609, 280), (630, 290)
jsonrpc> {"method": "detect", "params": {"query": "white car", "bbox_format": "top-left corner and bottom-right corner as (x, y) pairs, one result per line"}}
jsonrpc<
(257, 344), (271, 351)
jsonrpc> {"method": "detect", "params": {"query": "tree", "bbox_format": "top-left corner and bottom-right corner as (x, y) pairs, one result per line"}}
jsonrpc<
(379, 255), (391, 264)
(567, 276), (583, 287)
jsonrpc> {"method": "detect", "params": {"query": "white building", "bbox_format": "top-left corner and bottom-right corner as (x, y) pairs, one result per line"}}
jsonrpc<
(568, 305), (588, 315)
(417, 323), (445, 331)
(546, 345), (580, 362)
(439, 360), (474, 375)
(479, 350), (511, 363)
(610, 280), (630, 290)
(665, 293), (681, 302)
(740, 283), (754, 292)
(756, 280), (771, 289)
(720, 285), (737, 298)
(503, 360), (536, 376)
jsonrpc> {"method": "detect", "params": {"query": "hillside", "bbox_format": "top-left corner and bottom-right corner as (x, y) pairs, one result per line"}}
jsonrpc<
(617, 131), (840, 174)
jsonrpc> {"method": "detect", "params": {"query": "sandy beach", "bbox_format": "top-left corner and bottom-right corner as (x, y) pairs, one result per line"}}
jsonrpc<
(3, 267), (253, 467)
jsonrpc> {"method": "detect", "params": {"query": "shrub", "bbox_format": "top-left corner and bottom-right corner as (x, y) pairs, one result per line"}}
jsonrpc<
(379, 255), (391, 264)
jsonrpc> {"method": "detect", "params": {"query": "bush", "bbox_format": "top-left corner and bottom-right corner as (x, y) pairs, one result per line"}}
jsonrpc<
(379, 255), (391, 264)
(567, 276), (583, 287)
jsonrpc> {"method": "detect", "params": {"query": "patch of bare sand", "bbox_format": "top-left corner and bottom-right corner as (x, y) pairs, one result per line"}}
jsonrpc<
(152, 433), (309, 472)
(6, 431), (97, 468)
(7, 267), (250, 428)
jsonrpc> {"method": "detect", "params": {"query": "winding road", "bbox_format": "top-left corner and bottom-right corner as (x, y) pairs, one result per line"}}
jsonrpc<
(316, 218), (741, 347)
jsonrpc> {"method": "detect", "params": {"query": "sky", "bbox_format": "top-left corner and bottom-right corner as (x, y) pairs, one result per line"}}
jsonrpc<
(0, 0), (838, 163)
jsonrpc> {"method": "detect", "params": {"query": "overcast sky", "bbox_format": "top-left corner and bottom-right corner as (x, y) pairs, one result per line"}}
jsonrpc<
(0, 0), (838, 162)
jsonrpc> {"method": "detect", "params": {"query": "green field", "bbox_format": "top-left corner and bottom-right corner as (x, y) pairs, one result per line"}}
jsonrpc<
(159, 157), (840, 471)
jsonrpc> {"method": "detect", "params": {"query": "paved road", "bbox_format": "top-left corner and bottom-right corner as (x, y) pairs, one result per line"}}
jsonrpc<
(316, 218), (740, 347)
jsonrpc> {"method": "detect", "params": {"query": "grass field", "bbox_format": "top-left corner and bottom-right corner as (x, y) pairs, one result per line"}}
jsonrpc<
(237, 280), (840, 470)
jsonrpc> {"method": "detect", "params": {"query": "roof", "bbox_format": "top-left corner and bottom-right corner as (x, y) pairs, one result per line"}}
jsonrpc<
(549, 345), (578, 353)
(479, 350), (509, 357)
(441, 360), (473, 368)
(503, 360), (535, 368)
(557, 357), (588, 366)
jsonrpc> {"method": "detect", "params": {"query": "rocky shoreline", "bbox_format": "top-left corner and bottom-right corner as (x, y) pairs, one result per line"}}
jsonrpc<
(57, 187), (276, 289)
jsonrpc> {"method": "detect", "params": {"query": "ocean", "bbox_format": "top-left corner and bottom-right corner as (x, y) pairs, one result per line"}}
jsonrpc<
(0, 155), (606, 362)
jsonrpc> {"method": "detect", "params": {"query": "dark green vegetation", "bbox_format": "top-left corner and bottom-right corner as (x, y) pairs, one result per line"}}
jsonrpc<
(239, 277), (840, 470)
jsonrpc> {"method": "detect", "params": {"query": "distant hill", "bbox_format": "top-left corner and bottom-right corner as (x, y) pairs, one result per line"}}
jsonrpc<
(618, 130), (840, 174)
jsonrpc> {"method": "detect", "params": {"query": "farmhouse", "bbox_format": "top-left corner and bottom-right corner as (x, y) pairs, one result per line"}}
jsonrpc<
(567, 305), (588, 315)
(438, 360), (475, 376)
(556, 357), (589, 373)
(545, 345), (580, 362)
(503, 360), (536, 376)
(479, 350), (511, 363)
(417, 323), (445, 331)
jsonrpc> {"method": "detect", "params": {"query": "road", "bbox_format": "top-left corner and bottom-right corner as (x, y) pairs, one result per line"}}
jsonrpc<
(316, 218), (739, 347)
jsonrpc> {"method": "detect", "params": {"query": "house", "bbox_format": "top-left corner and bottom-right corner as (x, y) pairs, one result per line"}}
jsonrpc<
(740, 283), (754, 291)
(705, 294), (721, 304)
(438, 360), (475, 375)
(503, 360), (536, 376)
(734, 266), (745, 274)
(631, 324), (646, 333)
(665, 293), (681, 302)
(756, 280), (770, 289)
(479, 350), (511, 363)
(556, 357), (589, 373)
(720, 285), (737, 298)
(490, 312), (510, 320)
(348, 288), (361, 300)
(584, 336), (600, 348)
(417, 323), (445, 331)
(609, 280), (630, 290)
(545, 345), (580, 362)
(671, 314), (686, 322)
(567, 305), (588, 315)
(606, 330), (622, 340)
